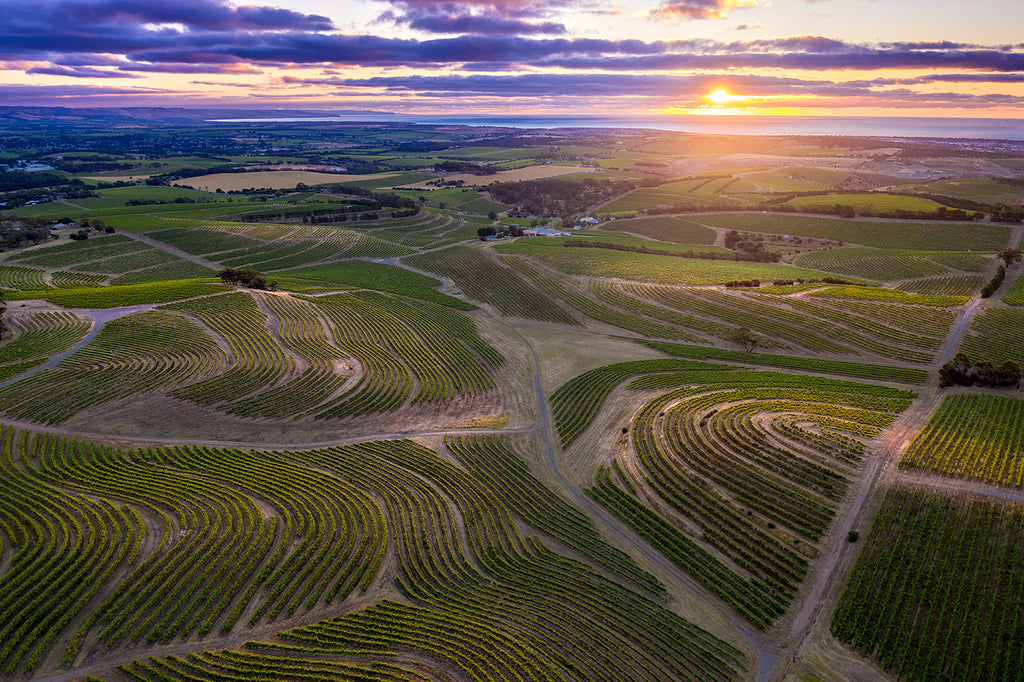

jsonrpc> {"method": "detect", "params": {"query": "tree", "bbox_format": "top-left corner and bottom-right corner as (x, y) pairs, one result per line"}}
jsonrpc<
(218, 267), (269, 290)
(477, 226), (497, 240)
(997, 247), (1023, 268)
(0, 289), (6, 338)
(730, 327), (760, 353)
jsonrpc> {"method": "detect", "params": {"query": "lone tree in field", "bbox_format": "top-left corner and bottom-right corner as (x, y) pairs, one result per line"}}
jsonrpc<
(730, 327), (760, 353)
(997, 247), (1023, 267)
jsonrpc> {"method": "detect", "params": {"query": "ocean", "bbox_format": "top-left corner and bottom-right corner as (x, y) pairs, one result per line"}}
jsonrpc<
(212, 114), (1024, 141)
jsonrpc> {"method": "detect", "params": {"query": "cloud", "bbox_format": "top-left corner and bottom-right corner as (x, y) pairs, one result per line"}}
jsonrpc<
(404, 12), (565, 35)
(26, 64), (139, 78)
(5, 0), (333, 32)
(0, 83), (172, 105)
(648, 0), (757, 20)
(120, 62), (264, 74)
(378, 0), (568, 35)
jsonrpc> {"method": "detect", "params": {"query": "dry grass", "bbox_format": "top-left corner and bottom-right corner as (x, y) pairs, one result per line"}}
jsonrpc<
(437, 414), (509, 429)
(172, 171), (397, 192)
(396, 165), (590, 189)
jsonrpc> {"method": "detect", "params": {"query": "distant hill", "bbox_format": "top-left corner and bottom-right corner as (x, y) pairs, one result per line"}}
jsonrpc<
(0, 106), (397, 126)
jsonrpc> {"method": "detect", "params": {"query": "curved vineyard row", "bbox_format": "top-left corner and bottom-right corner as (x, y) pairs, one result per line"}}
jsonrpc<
(0, 310), (92, 364)
(897, 274), (985, 296)
(794, 248), (949, 281)
(559, 360), (913, 626)
(503, 256), (701, 341)
(446, 433), (662, 593)
(0, 432), (753, 681)
(0, 311), (225, 424)
(960, 307), (1024, 366)
(403, 246), (579, 324)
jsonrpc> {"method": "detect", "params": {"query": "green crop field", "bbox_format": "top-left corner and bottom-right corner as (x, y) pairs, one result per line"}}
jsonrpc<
(688, 213), (1010, 251)
(893, 177), (1024, 205)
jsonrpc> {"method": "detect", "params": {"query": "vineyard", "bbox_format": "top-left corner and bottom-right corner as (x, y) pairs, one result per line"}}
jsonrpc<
(832, 488), (1024, 681)
(0, 289), (504, 424)
(2, 122), (1022, 682)
(901, 394), (1024, 487)
(0, 428), (746, 681)
(549, 357), (914, 627)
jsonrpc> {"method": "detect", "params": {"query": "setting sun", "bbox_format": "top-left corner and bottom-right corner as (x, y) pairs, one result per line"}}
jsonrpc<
(706, 89), (747, 105)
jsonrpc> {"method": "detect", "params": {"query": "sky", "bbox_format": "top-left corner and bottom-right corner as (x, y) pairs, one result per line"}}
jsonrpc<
(1, 0), (1023, 118)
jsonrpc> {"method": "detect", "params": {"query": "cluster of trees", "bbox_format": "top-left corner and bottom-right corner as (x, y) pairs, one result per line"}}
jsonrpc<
(724, 230), (781, 262)
(0, 170), (66, 192)
(991, 204), (1024, 223)
(723, 279), (762, 288)
(218, 267), (275, 290)
(434, 160), (497, 175)
(145, 165), (235, 185)
(477, 225), (523, 240)
(487, 177), (644, 219)
(0, 223), (54, 249)
(980, 266), (1006, 298)
(939, 352), (1021, 388)
(52, 156), (137, 174)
